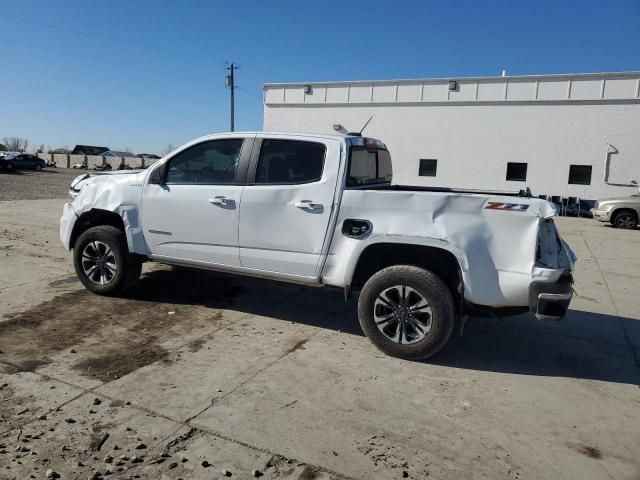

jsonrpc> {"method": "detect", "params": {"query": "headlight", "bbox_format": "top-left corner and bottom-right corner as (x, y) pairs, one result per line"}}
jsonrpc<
(68, 189), (79, 202)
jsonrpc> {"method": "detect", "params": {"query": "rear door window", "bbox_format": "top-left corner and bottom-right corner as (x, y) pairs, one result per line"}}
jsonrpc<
(255, 139), (325, 184)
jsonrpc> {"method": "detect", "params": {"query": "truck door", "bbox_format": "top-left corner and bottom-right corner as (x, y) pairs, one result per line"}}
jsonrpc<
(239, 136), (341, 278)
(141, 136), (252, 266)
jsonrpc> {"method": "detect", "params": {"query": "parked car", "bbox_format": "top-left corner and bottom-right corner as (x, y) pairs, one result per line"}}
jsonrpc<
(0, 155), (13, 171)
(72, 162), (88, 169)
(591, 193), (640, 229)
(61, 132), (576, 360)
(93, 163), (113, 171)
(3, 153), (46, 171)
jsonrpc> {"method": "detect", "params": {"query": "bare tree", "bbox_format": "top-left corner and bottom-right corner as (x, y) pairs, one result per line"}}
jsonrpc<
(36, 144), (45, 153)
(2, 137), (29, 152)
(161, 143), (175, 156)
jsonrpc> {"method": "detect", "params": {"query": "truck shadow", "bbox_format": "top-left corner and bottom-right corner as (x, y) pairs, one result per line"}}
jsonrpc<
(124, 267), (640, 386)
(433, 311), (640, 386)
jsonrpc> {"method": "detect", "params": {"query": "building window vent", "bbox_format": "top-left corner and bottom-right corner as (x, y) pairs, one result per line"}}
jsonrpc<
(506, 162), (528, 181)
(448, 81), (457, 91)
(419, 159), (438, 177)
(568, 165), (592, 185)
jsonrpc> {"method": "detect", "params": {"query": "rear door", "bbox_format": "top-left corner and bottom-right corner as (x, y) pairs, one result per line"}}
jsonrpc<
(239, 136), (342, 278)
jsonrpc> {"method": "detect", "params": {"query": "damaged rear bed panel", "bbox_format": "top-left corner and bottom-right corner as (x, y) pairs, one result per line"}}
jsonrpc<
(322, 189), (563, 308)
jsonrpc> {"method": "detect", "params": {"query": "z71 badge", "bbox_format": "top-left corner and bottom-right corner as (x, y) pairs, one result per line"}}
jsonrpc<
(484, 201), (530, 212)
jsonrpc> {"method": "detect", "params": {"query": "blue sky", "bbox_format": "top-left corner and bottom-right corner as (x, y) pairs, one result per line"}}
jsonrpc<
(1, 0), (638, 154)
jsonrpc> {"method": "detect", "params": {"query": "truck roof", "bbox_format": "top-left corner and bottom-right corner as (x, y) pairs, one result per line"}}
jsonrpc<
(194, 131), (388, 150)
(190, 131), (375, 142)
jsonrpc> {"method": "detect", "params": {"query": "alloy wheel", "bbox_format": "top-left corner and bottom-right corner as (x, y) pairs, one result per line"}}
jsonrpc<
(616, 214), (636, 229)
(373, 285), (432, 344)
(81, 241), (117, 285)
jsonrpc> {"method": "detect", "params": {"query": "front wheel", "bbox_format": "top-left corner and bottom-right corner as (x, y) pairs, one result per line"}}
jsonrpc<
(358, 265), (455, 360)
(35, 164), (42, 171)
(612, 210), (638, 229)
(73, 225), (141, 295)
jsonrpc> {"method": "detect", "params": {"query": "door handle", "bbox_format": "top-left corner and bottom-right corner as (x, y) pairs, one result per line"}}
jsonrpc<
(209, 196), (230, 205)
(294, 200), (322, 210)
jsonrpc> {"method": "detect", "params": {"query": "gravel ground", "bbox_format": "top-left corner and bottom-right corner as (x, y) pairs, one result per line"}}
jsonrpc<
(0, 169), (82, 201)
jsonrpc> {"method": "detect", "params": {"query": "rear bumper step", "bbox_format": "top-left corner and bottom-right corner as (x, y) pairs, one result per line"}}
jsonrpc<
(529, 276), (573, 321)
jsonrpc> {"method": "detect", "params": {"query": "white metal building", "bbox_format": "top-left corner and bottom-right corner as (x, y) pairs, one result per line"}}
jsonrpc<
(263, 71), (640, 201)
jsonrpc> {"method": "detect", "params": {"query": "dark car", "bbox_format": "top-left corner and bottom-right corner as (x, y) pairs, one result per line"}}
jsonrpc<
(4, 154), (47, 171)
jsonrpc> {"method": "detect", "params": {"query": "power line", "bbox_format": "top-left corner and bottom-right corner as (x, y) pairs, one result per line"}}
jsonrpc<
(0, 37), (211, 84)
(236, 85), (264, 99)
(0, 12), (226, 65)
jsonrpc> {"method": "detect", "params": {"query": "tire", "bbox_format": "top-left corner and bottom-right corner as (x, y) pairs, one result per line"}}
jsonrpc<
(35, 164), (42, 171)
(358, 265), (455, 360)
(612, 210), (638, 229)
(73, 225), (141, 295)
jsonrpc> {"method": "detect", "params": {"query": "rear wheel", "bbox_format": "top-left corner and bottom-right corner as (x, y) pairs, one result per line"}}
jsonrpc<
(358, 265), (455, 360)
(73, 225), (141, 295)
(612, 210), (638, 229)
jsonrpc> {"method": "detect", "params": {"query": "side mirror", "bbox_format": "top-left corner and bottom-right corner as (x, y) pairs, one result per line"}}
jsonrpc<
(149, 164), (166, 184)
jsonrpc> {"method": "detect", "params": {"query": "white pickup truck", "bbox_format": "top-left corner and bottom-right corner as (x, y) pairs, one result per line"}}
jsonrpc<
(60, 132), (575, 359)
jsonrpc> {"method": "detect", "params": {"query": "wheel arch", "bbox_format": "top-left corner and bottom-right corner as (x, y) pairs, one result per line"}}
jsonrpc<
(70, 209), (126, 250)
(348, 240), (465, 311)
(612, 207), (638, 220)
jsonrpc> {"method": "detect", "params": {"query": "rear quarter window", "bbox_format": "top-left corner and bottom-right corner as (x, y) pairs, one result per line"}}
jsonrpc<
(347, 147), (392, 187)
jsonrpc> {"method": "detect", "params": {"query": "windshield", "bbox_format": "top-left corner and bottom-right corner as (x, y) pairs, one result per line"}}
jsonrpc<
(347, 147), (392, 187)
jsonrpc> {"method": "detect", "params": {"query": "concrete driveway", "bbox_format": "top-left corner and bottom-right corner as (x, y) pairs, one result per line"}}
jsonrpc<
(1, 199), (639, 480)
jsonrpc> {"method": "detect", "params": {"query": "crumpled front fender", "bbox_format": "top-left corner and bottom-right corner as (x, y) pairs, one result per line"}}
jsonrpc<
(60, 171), (148, 254)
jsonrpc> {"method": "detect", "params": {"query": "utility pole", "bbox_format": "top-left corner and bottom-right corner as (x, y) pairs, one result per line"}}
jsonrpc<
(226, 63), (238, 132)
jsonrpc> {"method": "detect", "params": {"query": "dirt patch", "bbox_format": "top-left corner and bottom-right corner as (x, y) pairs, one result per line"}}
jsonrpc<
(297, 466), (320, 480)
(17, 358), (51, 371)
(48, 275), (80, 287)
(73, 346), (170, 382)
(188, 338), (207, 353)
(287, 338), (310, 354)
(574, 444), (603, 459)
(0, 267), (238, 379)
(0, 382), (32, 432)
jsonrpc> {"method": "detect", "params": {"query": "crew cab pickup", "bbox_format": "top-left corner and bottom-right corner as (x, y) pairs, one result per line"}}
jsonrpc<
(60, 132), (576, 359)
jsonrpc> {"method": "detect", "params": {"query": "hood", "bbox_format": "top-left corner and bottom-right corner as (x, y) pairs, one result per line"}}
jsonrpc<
(70, 169), (148, 216)
(597, 195), (640, 205)
(70, 170), (146, 192)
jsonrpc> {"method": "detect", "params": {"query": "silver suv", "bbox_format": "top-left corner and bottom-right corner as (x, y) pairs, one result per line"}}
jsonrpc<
(591, 193), (640, 229)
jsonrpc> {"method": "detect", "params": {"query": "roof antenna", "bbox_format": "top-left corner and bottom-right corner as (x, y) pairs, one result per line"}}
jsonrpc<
(347, 115), (374, 136)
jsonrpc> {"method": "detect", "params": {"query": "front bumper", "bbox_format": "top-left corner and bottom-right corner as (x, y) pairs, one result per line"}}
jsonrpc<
(529, 275), (573, 321)
(60, 202), (78, 250)
(590, 208), (611, 223)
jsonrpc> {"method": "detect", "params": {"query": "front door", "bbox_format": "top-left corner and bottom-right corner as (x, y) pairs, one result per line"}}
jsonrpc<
(141, 137), (251, 266)
(239, 136), (341, 277)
